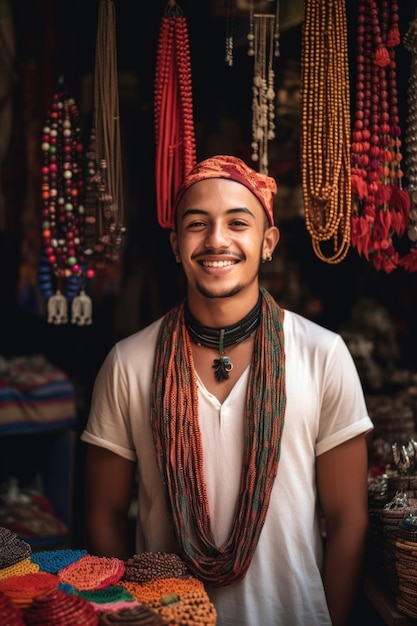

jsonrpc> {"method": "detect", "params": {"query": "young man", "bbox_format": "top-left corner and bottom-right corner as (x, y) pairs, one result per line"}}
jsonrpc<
(82, 155), (373, 626)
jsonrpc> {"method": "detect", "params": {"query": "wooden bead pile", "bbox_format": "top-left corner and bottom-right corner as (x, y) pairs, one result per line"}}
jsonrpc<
(123, 552), (190, 583)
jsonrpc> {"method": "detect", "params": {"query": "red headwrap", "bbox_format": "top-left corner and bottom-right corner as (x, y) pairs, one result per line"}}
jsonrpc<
(173, 155), (277, 228)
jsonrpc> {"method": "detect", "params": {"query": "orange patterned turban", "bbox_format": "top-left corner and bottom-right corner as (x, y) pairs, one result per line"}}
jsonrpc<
(173, 155), (277, 227)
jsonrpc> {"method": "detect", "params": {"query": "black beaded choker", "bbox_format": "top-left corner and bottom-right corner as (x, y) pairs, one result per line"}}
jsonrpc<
(184, 293), (262, 382)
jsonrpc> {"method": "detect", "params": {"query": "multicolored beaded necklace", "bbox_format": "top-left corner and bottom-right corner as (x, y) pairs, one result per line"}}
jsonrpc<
(38, 1), (126, 324)
(39, 77), (87, 324)
(151, 287), (286, 587)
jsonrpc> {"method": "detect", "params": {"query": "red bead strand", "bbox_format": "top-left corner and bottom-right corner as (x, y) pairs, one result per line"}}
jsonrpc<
(350, 0), (410, 273)
(154, 3), (197, 229)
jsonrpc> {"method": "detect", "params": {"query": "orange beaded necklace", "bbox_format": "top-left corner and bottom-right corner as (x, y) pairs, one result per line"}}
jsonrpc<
(300, 0), (352, 264)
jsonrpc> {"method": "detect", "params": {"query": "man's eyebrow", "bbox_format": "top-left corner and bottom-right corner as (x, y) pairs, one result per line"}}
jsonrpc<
(180, 207), (255, 221)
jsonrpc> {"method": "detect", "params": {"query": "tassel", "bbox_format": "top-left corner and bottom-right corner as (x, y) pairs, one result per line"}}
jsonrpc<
(351, 174), (368, 199)
(386, 25), (401, 48)
(375, 45), (390, 67)
(375, 183), (391, 206)
(390, 185), (411, 219)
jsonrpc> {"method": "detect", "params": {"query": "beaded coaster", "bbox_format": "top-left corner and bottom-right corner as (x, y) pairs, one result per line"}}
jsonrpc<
(120, 576), (205, 605)
(76, 585), (134, 605)
(0, 526), (32, 568)
(123, 552), (190, 584)
(58, 555), (125, 591)
(31, 548), (88, 574)
(23, 588), (98, 625)
(0, 590), (25, 625)
(0, 571), (59, 608)
(0, 557), (39, 581)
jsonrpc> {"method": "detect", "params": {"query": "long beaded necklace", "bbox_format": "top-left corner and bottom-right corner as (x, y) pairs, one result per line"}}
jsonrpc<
(184, 293), (262, 382)
(151, 288), (286, 586)
(154, 0), (197, 229)
(69, 0), (126, 325)
(350, 0), (410, 273)
(399, 11), (417, 271)
(300, 0), (352, 264)
(80, 0), (126, 296)
(247, 1), (280, 175)
(39, 77), (86, 324)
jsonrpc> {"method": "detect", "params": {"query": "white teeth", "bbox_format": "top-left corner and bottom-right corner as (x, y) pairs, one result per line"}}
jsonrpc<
(202, 260), (234, 267)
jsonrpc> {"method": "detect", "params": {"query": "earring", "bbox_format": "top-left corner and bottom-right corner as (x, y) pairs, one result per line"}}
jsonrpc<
(262, 254), (273, 263)
(175, 255), (181, 264)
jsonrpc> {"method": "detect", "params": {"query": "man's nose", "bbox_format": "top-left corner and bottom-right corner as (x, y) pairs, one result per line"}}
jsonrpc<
(204, 222), (229, 248)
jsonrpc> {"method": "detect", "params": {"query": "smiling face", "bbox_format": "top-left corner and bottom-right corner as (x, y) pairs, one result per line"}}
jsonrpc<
(170, 177), (279, 319)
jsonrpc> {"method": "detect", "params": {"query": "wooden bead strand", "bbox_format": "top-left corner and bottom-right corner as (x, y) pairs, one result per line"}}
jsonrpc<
(300, 0), (352, 264)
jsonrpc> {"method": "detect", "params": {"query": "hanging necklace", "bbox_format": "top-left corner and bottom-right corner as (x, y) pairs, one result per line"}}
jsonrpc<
(39, 76), (86, 324)
(154, 0), (197, 229)
(351, 0), (409, 273)
(247, 6), (277, 174)
(300, 0), (352, 264)
(184, 293), (262, 382)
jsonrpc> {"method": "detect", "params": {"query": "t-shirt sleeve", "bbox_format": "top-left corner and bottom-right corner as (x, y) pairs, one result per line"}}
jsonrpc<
(80, 345), (137, 462)
(315, 334), (373, 456)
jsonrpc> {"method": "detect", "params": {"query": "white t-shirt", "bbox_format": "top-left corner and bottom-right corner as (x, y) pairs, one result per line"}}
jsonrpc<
(81, 307), (373, 626)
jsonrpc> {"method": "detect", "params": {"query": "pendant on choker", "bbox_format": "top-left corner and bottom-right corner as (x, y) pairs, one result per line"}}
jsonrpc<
(213, 330), (233, 381)
(184, 294), (261, 383)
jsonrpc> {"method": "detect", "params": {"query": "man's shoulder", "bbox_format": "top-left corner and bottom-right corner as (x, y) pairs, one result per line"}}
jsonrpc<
(283, 309), (343, 352)
(284, 308), (337, 336)
(115, 316), (164, 357)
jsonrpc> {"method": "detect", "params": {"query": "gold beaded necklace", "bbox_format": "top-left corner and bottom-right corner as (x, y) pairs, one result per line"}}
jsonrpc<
(300, 0), (352, 264)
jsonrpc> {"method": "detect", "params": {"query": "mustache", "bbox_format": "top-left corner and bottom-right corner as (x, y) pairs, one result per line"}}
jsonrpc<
(191, 250), (244, 261)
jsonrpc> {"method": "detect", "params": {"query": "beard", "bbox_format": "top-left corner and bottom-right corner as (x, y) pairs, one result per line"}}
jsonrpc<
(195, 282), (244, 299)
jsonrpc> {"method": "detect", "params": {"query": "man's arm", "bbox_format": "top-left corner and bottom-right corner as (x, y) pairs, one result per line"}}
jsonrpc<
(316, 434), (369, 626)
(84, 444), (137, 560)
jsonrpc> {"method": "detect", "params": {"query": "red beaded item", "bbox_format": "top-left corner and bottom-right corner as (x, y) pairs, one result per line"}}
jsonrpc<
(350, 0), (411, 272)
(154, 2), (197, 229)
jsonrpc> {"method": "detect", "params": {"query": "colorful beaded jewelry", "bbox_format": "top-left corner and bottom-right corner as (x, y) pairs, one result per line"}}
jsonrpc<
(39, 77), (87, 323)
(350, 0), (411, 273)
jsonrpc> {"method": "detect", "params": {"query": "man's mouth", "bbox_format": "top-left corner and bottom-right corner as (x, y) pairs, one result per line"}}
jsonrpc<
(200, 259), (236, 268)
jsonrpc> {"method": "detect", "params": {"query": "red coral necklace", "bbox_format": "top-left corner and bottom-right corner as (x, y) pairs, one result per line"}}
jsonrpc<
(350, 0), (411, 273)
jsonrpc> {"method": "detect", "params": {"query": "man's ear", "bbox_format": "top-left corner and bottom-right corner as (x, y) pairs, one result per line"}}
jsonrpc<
(170, 230), (179, 261)
(262, 225), (280, 260)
